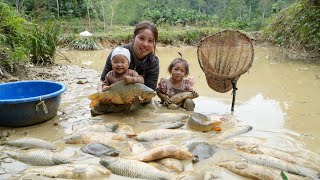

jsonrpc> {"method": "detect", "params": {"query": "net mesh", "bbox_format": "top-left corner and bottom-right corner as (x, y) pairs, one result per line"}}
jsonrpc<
(197, 30), (254, 93)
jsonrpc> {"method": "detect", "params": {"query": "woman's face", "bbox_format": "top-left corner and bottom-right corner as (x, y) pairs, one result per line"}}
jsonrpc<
(133, 29), (155, 60)
(171, 62), (186, 82)
(111, 55), (129, 75)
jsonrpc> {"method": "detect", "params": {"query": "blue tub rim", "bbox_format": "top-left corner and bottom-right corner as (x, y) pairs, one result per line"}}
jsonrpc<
(0, 80), (66, 104)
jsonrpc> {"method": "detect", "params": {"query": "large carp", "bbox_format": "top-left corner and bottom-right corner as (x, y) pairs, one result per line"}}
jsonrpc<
(135, 129), (192, 142)
(24, 163), (111, 179)
(127, 144), (193, 162)
(237, 144), (320, 171)
(1, 137), (57, 150)
(63, 130), (126, 145)
(217, 160), (306, 180)
(100, 156), (174, 179)
(170, 91), (199, 104)
(89, 80), (156, 108)
(237, 151), (320, 179)
(215, 125), (253, 143)
(5, 149), (71, 166)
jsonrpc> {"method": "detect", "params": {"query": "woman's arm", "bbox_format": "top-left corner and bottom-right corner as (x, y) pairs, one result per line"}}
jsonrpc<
(144, 56), (159, 90)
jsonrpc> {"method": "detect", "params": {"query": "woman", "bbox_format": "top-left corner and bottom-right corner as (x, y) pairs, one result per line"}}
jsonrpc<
(97, 21), (159, 92)
(91, 21), (159, 116)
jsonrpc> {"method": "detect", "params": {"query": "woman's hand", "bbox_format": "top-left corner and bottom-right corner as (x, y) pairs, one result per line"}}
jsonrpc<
(123, 75), (134, 84)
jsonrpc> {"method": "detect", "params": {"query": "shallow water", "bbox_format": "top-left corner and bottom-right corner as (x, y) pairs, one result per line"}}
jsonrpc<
(56, 46), (320, 154)
(0, 45), (319, 179)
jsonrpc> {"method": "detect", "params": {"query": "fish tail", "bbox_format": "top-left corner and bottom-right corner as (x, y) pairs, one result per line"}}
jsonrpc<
(89, 93), (101, 108)
(88, 92), (99, 100)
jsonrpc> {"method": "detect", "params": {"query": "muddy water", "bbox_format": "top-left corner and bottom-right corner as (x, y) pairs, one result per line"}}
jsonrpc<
(0, 45), (319, 179)
(56, 46), (320, 154)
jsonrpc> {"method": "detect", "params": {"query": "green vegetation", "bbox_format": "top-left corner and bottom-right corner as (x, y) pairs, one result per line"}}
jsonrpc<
(0, 0), (319, 77)
(29, 21), (62, 65)
(263, 0), (320, 54)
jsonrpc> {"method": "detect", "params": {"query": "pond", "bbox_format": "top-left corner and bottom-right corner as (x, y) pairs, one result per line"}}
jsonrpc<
(57, 45), (320, 154)
(0, 45), (319, 179)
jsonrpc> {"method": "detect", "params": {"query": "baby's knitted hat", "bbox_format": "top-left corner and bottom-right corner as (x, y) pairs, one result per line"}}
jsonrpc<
(111, 47), (131, 63)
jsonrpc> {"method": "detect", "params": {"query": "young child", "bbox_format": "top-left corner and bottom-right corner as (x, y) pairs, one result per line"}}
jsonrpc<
(156, 56), (198, 111)
(91, 46), (144, 116)
(101, 46), (144, 91)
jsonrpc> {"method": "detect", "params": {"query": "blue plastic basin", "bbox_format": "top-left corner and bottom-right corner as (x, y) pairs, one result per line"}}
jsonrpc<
(0, 80), (66, 127)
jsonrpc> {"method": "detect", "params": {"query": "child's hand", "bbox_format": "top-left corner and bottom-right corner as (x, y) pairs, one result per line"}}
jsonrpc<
(191, 90), (199, 98)
(163, 96), (172, 106)
(102, 84), (110, 92)
(123, 75), (134, 84)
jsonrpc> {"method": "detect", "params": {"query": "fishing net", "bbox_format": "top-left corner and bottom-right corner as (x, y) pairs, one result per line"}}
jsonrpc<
(197, 30), (254, 93)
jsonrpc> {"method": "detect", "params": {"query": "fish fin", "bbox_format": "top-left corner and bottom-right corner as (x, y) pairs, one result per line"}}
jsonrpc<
(126, 134), (137, 139)
(88, 92), (99, 100)
(89, 99), (99, 108)
(213, 126), (222, 131)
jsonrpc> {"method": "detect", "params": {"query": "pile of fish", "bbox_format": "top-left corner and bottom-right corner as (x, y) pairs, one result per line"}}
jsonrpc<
(0, 110), (319, 180)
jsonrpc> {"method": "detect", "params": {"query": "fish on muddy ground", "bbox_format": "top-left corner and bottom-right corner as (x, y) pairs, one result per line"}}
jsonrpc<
(237, 144), (320, 171)
(158, 121), (185, 129)
(100, 156), (174, 179)
(170, 91), (199, 104)
(23, 163), (111, 179)
(215, 125), (253, 143)
(63, 130), (126, 145)
(217, 160), (306, 180)
(157, 158), (184, 173)
(80, 143), (120, 157)
(0, 137), (57, 150)
(5, 149), (71, 166)
(141, 112), (189, 123)
(127, 144), (193, 162)
(88, 80), (156, 107)
(187, 112), (222, 132)
(135, 129), (192, 142)
(237, 151), (320, 179)
(115, 124), (136, 136)
(73, 124), (119, 133)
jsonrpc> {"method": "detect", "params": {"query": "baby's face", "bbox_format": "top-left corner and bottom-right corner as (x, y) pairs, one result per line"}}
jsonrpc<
(111, 55), (129, 75)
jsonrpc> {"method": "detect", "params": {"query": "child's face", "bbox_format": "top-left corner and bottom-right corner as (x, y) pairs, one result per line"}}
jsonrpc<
(111, 55), (129, 75)
(171, 62), (186, 82)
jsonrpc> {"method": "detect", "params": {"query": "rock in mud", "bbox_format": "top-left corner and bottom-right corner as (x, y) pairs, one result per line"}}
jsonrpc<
(80, 143), (120, 157)
(187, 142), (217, 162)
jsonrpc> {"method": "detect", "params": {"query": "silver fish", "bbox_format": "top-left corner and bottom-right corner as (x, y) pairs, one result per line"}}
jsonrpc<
(136, 129), (191, 142)
(215, 125), (253, 143)
(100, 156), (173, 179)
(157, 121), (185, 129)
(1, 137), (57, 150)
(63, 130), (126, 144)
(237, 144), (320, 171)
(218, 160), (306, 180)
(237, 151), (320, 179)
(142, 112), (189, 123)
(6, 149), (71, 166)
(24, 163), (111, 179)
